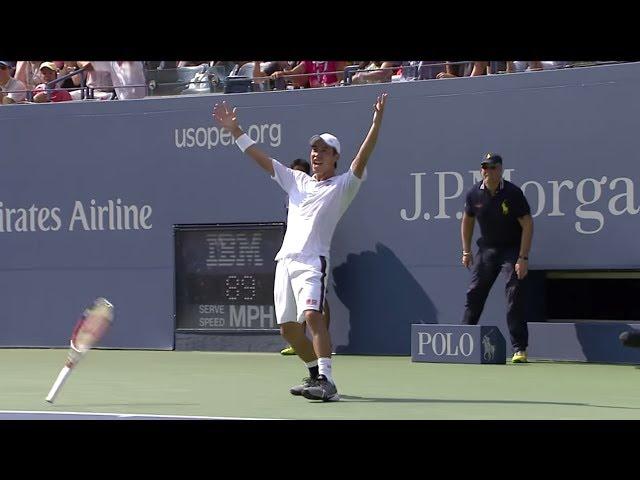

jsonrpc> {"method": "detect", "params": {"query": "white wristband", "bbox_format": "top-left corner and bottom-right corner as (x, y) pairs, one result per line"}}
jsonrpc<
(235, 133), (255, 153)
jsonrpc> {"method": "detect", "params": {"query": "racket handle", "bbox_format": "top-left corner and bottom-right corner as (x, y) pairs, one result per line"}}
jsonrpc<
(46, 365), (72, 403)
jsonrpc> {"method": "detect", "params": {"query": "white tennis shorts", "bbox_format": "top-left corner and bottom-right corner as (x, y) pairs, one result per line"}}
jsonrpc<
(274, 255), (329, 324)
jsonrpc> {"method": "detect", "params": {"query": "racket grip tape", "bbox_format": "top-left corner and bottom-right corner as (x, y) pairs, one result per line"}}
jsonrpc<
(45, 365), (72, 403)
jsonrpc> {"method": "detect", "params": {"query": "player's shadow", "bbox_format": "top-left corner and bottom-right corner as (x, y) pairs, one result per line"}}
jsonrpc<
(338, 395), (640, 410)
(333, 242), (437, 355)
(57, 403), (198, 407)
(574, 323), (640, 363)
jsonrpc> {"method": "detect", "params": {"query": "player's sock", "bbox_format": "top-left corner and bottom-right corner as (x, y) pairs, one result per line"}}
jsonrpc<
(318, 357), (333, 384)
(305, 360), (319, 379)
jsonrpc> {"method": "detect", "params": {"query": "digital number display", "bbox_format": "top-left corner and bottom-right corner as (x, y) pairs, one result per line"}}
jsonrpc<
(174, 223), (284, 331)
(224, 275), (256, 301)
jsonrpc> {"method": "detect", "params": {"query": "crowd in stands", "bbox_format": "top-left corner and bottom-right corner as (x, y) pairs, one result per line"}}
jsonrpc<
(0, 60), (146, 104)
(0, 60), (613, 105)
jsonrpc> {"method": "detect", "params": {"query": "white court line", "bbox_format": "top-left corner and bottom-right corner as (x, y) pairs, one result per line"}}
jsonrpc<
(0, 410), (284, 420)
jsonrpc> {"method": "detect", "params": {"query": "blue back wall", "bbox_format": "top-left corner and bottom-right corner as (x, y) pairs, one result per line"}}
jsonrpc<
(1, 62), (638, 352)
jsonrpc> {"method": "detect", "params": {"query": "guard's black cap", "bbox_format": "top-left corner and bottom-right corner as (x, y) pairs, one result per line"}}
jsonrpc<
(481, 153), (503, 166)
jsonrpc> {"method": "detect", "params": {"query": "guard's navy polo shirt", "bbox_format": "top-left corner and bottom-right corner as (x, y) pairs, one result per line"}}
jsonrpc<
(464, 180), (531, 248)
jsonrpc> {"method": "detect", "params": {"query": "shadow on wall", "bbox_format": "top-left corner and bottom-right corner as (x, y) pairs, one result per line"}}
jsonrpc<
(332, 243), (437, 355)
(574, 323), (640, 363)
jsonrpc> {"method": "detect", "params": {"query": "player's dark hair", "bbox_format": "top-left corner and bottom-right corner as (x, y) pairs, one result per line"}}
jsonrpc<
(290, 158), (311, 175)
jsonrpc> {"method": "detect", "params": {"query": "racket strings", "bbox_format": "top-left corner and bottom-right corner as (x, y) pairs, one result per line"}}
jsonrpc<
(74, 315), (110, 350)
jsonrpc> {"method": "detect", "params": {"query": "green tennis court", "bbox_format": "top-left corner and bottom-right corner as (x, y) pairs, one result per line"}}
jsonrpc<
(1, 349), (639, 419)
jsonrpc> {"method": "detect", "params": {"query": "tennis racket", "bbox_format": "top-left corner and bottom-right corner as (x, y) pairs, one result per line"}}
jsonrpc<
(45, 297), (114, 403)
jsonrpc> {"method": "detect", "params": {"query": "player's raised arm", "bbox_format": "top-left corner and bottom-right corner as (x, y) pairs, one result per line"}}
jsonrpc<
(212, 101), (274, 176)
(350, 93), (388, 179)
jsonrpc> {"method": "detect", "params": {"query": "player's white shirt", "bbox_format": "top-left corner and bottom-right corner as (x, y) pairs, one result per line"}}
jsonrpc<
(271, 158), (366, 261)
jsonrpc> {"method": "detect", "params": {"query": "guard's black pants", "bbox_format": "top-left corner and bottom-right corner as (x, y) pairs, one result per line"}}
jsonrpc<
(462, 246), (528, 352)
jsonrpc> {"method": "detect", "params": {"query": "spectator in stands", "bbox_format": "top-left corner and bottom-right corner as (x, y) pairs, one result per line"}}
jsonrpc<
(261, 60), (295, 77)
(53, 61), (81, 92)
(506, 61), (543, 73)
(178, 61), (211, 67)
(73, 61), (115, 100)
(0, 61), (27, 104)
(15, 61), (43, 90)
(252, 61), (278, 90)
(507, 61), (570, 73)
(543, 61), (570, 70)
(420, 61), (447, 80)
(91, 61), (146, 100)
(228, 62), (256, 78)
(392, 61), (417, 81)
(272, 61), (349, 88)
(251, 61), (269, 78)
(214, 61), (246, 78)
(253, 61), (289, 77)
(32, 62), (73, 103)
(460, 153), (534, 364)
(253, 61), (302, 90)
(435, 61), (556, 78)
(50, 61), (94, 99)
(436, 61), (486, 79)
(351, 61), (402, 84)
(280, 158), (331, 356)
(265, 61), (307, 89)
(398, 61), (447, 81)
(486, 62), (509, 74)
(32, 62), (72, 103)
(470, 62), (490, 76)
(437, 61), (470, 78)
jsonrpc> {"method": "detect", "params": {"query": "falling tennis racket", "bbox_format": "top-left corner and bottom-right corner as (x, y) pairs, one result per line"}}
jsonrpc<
(45, 297), (114, 403)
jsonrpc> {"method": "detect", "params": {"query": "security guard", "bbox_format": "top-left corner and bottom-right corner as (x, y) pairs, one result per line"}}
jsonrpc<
(460, 153), (534, 363)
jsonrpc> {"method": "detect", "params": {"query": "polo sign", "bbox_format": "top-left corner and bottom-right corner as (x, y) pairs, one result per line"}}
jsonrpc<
(411, 325), (506, 364)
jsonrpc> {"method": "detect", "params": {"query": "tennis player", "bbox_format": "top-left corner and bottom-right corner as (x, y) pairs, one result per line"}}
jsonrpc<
(212, 93), (387, 401)
(280, 159), (331, 357)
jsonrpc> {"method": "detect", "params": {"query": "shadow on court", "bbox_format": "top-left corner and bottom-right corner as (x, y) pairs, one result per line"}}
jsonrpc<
(338, 394), (640, 410)
(52, 403), (199, 408)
